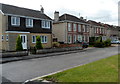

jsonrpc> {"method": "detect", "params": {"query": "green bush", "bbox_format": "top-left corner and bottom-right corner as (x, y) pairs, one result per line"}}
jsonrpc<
(94, 41), (104, 48)
(36, 36), (43, 49)
(94, 37), (111, 48)
(104, 39), (111, 47)
(16, 35), (23, 51)
(89, 37), (100, 45)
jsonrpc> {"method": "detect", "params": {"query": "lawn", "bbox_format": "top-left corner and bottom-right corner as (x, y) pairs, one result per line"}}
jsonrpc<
(42, 54), (119, 82)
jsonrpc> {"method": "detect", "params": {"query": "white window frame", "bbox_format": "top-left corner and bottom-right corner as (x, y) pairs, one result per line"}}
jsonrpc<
(73, 35), (77, 43)
(11, 16), (20, 26)
(94, 27), (96, 33)
(100, 28), (101, 34)
(2, 35), (4, 41)
(26, 18), (33, 27)
(78, 35), (82, 42)
(40, 36), (47, 43)
(78, 25), (81, 32)
(6, 34), (8, 41)
(83, 35), (86, 41)
(68, 23), (72, 31)
(97, 28), (99, 33)
(86, 26), (89, 32)
(73, 24), (77, 31)
(32, 35), (36, 43)
(42, 20), (50, 29)
(68, 34), (72, 43)
(83, 25), (85, 32)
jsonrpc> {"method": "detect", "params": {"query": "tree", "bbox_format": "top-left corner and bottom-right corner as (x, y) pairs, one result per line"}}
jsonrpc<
(36, 36), (43, 49)
(16, 35), (23, 51)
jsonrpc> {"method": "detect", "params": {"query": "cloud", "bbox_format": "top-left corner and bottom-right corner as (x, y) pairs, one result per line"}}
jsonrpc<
(0, 0), (118, 25)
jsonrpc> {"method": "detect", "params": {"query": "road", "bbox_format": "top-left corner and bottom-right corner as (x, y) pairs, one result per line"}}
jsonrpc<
(1, 46), (119, 83)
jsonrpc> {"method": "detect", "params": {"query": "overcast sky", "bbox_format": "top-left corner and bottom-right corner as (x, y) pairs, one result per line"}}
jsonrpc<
(0, 0), (119, 25)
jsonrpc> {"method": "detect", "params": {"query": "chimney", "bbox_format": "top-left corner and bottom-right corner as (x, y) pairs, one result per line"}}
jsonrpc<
(54, 11), (59, 22)
(40, 5), (44, 14)
(80, 17), (83, 20)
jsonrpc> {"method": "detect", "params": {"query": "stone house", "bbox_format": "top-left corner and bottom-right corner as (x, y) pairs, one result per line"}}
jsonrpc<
(0, 3), (52, 51)
(105, 24), (119, 41)
(87, 20), (107, 40)
(53, 11), (89, 44)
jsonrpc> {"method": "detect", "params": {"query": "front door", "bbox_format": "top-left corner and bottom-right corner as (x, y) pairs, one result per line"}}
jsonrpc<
(20, 35), (27, 49)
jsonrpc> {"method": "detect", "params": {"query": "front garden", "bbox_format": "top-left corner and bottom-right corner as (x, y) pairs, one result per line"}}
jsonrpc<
(89, 36), (111, 48)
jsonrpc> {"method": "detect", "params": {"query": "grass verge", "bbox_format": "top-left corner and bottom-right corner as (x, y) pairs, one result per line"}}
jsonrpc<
(42, 54), (119, 82)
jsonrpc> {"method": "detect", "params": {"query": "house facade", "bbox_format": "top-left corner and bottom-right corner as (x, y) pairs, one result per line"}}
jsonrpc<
(53, 11), (89, 44)
(0, 3), (52, 51)
(88, 20), (107, 40)
(105, 24), (120, 41)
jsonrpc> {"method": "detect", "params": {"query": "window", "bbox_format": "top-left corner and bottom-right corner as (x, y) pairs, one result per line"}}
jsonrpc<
(68, 23), (72, 31)
(94, 27), (96, 33)
(86, 26), (89, 32)
(68, 35), (72, 43)
(42, 20), (50, 29)
(73, 24), (77, 31)
(6, 34), (8, 41)
(73, 35), (77, 43)
(83, 25), (85, 32)
(2, 35), (4, 41)
(11, 16), (20, 26)
(78, 35), (82, 42)
(97, 28), (99, 33)
(26, 18), (33, 27)
(40, 36), (47, 43)
(100, 28), (101, 34)
(87, 36), (89, 42)
(32, 35), (36, 43)
(78, 25), (81, 32)
(83, 35), (86, 41)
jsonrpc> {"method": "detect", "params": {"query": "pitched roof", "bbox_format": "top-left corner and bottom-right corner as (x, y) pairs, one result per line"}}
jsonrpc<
(0, 3), (52, 20)
(59, 14), (87, 23)
(87, 20), (103, 26)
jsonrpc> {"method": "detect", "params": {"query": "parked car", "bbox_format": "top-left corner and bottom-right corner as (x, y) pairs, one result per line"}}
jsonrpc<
(111, 40), (120, 44)
(75, 40), (89, 48)
(82, 41), (89, 48)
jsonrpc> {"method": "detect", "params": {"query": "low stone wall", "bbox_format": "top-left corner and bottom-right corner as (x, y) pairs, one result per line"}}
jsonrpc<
(1, 51), (28, 58)
(36, 47), (82, 54)
(1, 47), (82, 58)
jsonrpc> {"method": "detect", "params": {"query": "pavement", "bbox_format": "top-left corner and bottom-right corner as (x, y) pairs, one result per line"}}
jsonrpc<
(0, 47), (95, 64)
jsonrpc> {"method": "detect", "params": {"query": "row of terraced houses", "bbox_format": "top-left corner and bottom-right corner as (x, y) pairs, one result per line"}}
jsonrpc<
(0, 3), (120, 51)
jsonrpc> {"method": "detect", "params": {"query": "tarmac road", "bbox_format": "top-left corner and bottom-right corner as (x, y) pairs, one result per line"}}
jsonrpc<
(1, 46), (119, 83)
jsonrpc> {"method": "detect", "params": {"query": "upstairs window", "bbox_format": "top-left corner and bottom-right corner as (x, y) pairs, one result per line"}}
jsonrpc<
(42, 20), (50, 29)
(11, 16), (20, 26)
(68, 23), (72, 31)
(73, 24), (77, 31)
(83, 25), (85, 32)
(78, 25), (81, 32)
(26, 18), (33, 27)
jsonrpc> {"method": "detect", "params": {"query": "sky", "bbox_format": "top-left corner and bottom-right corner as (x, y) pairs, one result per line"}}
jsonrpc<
(0, 0), (119, 26)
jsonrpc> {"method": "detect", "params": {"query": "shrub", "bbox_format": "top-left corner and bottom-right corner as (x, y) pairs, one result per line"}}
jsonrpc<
(16, 35), (23, 51)
(94, 37), (111, 48)
(94, 41), (104, 48)
(52, 42), (60, 48)
(36, 36), (43, 49)
(104, 39), (111, 47)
